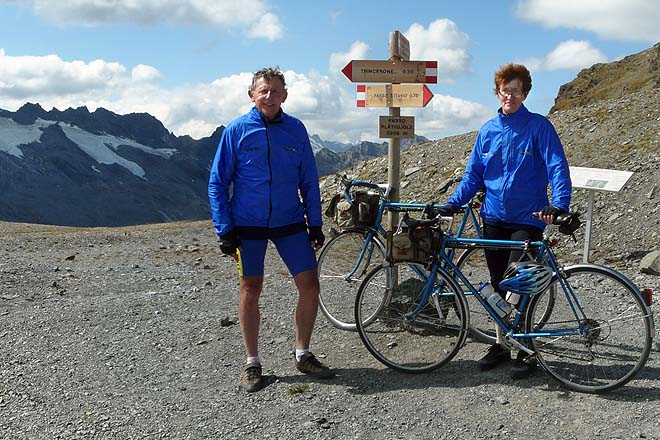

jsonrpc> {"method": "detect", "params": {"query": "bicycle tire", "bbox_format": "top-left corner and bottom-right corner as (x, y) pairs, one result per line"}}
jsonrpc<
(355, 260), (469, 373)
(318, 229), (386, 331)
(526, 264), (653, 393)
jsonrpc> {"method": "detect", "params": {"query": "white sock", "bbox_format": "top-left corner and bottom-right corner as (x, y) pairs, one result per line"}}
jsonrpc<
(246, 356), (261, 365)
(495, 326), (504, 345)
(295, 348), (310, 362)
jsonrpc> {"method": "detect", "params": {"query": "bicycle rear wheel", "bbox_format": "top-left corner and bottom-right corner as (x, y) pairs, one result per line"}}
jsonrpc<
(527, 264), (653, 393)
(355, 260), (469, 373)
(318, 230), (386, 331)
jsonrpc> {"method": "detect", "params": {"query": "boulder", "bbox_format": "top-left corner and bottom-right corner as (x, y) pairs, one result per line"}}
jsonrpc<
(640, 250), (660, 276)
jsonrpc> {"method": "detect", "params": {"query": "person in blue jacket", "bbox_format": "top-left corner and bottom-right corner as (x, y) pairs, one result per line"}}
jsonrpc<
(437, 63), (571, 378)
(208, 67), (333, 393)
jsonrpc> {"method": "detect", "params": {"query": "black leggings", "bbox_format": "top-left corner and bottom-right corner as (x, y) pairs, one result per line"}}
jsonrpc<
(482, 223), (543, 295)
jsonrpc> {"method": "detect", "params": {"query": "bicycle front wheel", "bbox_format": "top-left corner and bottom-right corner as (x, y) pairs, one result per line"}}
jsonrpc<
(527, 264), (653, 393)
(355, 260), (469, 373)
(318, 230), (386, 331)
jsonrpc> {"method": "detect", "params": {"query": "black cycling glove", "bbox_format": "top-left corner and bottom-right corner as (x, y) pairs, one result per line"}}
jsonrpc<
(540, 206), (564, 219)
(308, 226), (325, 247)
(218, 230), (241, 255)
(434, 205), (455, 217)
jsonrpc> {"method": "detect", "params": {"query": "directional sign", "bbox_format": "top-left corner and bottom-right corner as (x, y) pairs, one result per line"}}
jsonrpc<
(342, 60), (437, 84)
(379, 116), (414, 138)
(356, 84), (434, 108)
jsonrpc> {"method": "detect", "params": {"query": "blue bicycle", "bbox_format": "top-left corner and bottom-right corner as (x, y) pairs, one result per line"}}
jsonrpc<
(354, 212), (654, 393)
(318, 177), (496, 342)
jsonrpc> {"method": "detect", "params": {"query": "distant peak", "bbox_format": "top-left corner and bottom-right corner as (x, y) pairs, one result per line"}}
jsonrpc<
(18, 102), (45, 112)
(13, 102), (49, 124)
(63, 106), (91, 115)
(551, 43), (660, 113)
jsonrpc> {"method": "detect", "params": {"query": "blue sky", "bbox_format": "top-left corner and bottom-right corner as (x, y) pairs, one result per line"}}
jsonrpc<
(0, 0), (658, 143)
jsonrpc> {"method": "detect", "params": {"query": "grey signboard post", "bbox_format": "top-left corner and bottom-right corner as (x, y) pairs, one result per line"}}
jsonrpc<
(569, 166), (634, 263)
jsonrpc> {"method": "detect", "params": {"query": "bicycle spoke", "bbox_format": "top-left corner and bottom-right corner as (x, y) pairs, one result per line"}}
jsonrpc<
(318, 231), (386, 331)
(355, 261), (468, 373)
(528, 265), (652, 393)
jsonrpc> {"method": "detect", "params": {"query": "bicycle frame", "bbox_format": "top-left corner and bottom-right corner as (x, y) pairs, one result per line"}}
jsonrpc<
(339, 179), (481, 280)
(410, 234), (594, 353)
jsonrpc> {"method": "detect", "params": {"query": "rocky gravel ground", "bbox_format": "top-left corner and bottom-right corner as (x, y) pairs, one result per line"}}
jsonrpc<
(2, 220), (660, 440)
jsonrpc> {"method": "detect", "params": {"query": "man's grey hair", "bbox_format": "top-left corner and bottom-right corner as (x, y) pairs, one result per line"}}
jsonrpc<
(250, 67), (287, 91)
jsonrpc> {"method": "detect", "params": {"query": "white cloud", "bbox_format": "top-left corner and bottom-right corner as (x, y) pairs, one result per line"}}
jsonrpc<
(131, 64), (162, 83)
(101, 72), (257, 139)
(1, 0), (284, 40)
(329, 41), (369, 76)
(246, 13), (284, 41)
(516, 0), (660, 42)
(419, 95), (492, 137)
(0, 48), (489, 142)
(544, 40), (608, 69)
(518, 40), (608, 71)
(404, 19), (472, 81)
(0, 49), (126, 98)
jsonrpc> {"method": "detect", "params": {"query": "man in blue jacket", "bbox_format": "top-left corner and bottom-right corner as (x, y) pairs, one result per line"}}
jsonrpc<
(208, 67), (333, 392)
(438, 64), (571, 378)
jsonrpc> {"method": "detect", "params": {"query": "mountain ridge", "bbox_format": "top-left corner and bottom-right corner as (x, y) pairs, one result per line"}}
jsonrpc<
(0, 105), (221, 226)
(550, 42), (660, 112)
(0, 102), (424, 226)
(1, 43), (658, 230)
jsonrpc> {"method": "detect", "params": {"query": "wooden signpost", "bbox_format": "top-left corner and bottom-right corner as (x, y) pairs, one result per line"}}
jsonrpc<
(393, 31), (410, 61)
(341, 30), (437, 232)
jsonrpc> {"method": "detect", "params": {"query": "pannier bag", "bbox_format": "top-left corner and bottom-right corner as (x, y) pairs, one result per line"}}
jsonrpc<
(325, 191), (380, 229)
(387, 225), (438, 261)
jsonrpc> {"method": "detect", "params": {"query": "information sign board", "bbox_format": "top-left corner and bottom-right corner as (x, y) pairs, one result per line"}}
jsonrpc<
(569, 166), (634, 262)
(379, 116), (415, 138)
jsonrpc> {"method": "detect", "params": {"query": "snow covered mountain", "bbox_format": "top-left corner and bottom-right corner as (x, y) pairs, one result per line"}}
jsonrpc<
(0, 103), (220, 226)
(309, 134), (353, 154)
(0, 103), (426, 226)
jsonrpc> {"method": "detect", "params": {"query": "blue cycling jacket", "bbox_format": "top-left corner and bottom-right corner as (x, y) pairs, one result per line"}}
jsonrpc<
(447, 104), (571, 230)
(208, 107), (322, 237)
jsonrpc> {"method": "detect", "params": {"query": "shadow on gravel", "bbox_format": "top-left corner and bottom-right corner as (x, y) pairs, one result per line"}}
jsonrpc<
(603, 363), (660, 402)
(273, 359), (660, 401)
(275, 359), (545, 391)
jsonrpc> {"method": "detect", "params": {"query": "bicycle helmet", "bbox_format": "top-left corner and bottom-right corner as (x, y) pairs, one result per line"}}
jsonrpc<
(499, 261), (554, 296)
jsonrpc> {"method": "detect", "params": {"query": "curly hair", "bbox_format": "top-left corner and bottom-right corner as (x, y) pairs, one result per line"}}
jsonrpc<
(493, 64), (532, 95)
(250, 67), (287, 91)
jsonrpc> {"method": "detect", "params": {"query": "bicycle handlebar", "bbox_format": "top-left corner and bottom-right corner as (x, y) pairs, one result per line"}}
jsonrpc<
(532, 211), (579, 226)
(532, 211), (581, 237)
(401, 212), (453, 231)
(340, 175), (390, 207)
(401, 214), (441, 229)
(341, 175), (385, 193)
